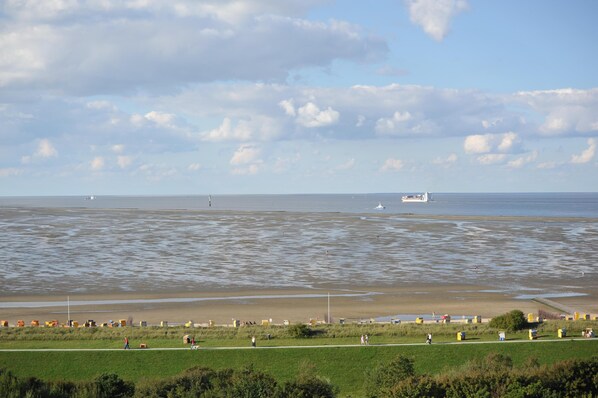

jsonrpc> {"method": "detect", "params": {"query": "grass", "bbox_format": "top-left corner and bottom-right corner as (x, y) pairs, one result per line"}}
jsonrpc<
(0, 320), (596, 396)
(1, 340), (596, 396)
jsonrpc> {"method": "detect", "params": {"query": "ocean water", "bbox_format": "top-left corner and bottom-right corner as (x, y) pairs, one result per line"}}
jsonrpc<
(1, 193), (597, 297)
(2, 192), (598, 217)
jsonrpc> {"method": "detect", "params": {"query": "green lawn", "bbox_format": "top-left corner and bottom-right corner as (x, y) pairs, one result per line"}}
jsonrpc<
(1, 340), (596, 396)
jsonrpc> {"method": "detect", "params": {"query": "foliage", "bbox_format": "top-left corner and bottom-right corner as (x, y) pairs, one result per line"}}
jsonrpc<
(1, 355), (598, 398)
(364, 354), (415, 398)
(93, 373), (135, 398)
(287, 324), (312, 339)
(278, 376), (338, 398)
(488, 310), (527, 331)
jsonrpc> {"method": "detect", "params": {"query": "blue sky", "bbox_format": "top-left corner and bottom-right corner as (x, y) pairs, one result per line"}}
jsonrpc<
(1, 0), (597, 195)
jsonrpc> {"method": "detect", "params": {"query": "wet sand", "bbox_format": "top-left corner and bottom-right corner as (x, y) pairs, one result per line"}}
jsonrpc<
(2, 283), (596, 326)
(2, 206), (597, 326)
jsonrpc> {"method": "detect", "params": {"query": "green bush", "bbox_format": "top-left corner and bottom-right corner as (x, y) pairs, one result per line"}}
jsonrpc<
(279, 376), (338, 398)
(229, 366), (278, 398)
(287, 324), (312, 339)
(134, 366), (227, 397)
(93, 373), (135, 398)
(387, 375), (444, 398)
(488, 310), (527, 331)
(364, 355), (415, 398)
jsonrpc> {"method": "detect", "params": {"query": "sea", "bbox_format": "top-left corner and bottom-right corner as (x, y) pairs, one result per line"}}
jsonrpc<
(1, 193), (597, 299)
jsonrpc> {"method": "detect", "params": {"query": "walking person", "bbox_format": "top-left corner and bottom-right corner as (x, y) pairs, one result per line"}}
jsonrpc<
(360, 335), (365, 345)
(426, 333), (432, 344)
(124, 336), (130, 350)
(191, 337), (195, 349)
(251, 336), (256, 348)
(365, 334), (369, 345)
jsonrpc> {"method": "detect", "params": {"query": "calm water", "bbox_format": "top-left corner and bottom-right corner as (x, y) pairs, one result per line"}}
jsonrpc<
(1, 193), (597, 297)
(2, 192), (598, 217)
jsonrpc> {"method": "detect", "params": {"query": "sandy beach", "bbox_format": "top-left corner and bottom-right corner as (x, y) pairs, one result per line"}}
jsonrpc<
(2, 282), (597, 326)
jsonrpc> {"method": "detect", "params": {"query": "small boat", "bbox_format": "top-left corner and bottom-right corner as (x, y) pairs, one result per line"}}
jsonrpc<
(84, 195), (95, 200)
(375, 202), (385, 210)
(401, 192), (430, 203)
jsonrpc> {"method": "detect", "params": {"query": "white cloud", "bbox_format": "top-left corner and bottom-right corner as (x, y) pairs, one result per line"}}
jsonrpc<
(507, 151), (538, 169)
(476, 154), (505, 165)
(335, 158), (355, 171)
(90, 156), (105, 171)
(134, 163), (178, 181)
(203, 118), (247, 142)
(2, 0), (329, 22)
(464, 134), (492, 154)
(405, 0), (468, 41)
(279, 99), (296, 117)
(144, 111), (176, 127)
(296, 102), (340, 128)
(380, 158), (404, 172)
(515, 88), (598, 136)
(497, 132), (518, 152)
(117, 155), (133, 169)
(0, 4), (386, 95)
(433, 153), (458, 167)
(570, 138), (596, 164)
(111, 144), (125, 153)
(130, 114), (146, 127)
(230, 144), (262, 165)
(537, 161), (558, 169)
(273, 153), (301, 173)
(188, 163), (201, 171)
(0, 167), (22, 177)
(35, 139), (58, 158)
(464, 132), (521, 154)
(202, 116), (280, 142)
(375, 111), (412, 134)
(481, 118), (502, 129)
(231, 164), (260, 175)
(86, 100), (116, 111)
(356, 115), (366, 127)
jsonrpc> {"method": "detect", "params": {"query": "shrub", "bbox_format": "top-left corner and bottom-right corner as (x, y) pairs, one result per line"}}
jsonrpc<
(278, 360), (338, 398)
(279, 376), (338, 398)
(94, 373), (135, 398)
(287, 324), (312, 339)
(134, 366), (227, 397)
(229, 366), (278, 398)
(387, 375), (445, 398)
(542, 356), (598, 397)
(364, 355), (415, 398)
(488, 310), (527, 331)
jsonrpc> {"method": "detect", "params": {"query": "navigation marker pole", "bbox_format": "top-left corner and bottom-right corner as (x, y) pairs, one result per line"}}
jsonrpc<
(67, 296), (70, 327)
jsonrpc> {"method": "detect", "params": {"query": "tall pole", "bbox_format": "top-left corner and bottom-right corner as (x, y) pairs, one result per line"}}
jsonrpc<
(67, 296), (70, 327)
(327, 292), (330, 324)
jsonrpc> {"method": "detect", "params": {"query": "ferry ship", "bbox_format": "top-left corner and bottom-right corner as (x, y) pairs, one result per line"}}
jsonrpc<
(401, 192), (430, 203)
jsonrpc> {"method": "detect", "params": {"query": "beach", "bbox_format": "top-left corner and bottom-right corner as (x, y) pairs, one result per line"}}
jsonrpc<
(2, 282), (597, 326)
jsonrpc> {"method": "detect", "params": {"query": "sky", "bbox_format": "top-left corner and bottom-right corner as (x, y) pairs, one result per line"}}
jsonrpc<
(1, 0), (597, 195)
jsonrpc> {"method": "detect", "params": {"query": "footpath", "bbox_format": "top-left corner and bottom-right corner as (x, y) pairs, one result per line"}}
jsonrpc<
(0, 338), (595, 352)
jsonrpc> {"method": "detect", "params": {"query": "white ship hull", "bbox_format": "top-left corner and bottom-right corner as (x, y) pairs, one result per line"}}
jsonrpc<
(401, 192), (430, 203)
